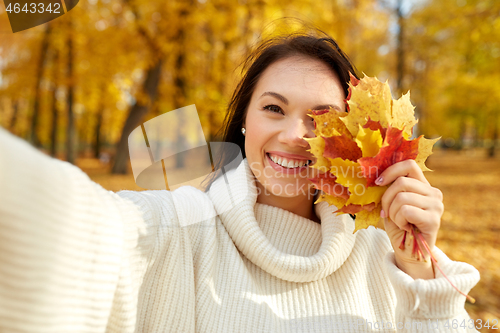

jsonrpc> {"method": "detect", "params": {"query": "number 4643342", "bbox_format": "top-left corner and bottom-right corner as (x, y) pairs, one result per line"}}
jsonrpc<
(5, 2), (62, 14)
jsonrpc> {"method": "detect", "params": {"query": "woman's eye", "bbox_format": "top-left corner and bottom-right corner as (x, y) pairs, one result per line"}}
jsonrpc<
(263, 104), (283, 114)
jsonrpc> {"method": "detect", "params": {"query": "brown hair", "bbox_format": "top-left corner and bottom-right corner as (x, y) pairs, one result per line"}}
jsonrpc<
(203, 31), (359, 191)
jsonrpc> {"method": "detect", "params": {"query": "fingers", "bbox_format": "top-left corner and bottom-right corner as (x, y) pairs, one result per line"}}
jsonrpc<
(375, 159), (429, 186)
(375, 160), (443, 244)
(381, 176), (442, 219)
(390, 197), (441, 230)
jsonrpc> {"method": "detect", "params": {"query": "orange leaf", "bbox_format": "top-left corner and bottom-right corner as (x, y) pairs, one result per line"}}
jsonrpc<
(308, 171), (350, 199)
(335, 202), (376, 214)
(358, 126), (420, 187)
(363, 118), (387, 140)
(323, 135), (362, 161)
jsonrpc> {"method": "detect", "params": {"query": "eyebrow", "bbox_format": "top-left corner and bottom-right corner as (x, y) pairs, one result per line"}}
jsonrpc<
(260, 91), (288, 105)
(260, 91), (343, 112)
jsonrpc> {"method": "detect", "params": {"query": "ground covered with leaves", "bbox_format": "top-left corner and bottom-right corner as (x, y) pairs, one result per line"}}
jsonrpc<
(424, 149), (500, 330)
(78, 149), (500, 330)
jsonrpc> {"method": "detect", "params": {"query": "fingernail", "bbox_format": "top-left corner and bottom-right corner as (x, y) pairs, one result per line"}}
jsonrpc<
(375, 176), (383, 185)
(380, 209), (386, 218)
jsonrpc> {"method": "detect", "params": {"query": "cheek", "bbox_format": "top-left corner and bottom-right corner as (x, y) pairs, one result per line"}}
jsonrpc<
(244, 113), (266, 158)
(244, 129), (265, 167)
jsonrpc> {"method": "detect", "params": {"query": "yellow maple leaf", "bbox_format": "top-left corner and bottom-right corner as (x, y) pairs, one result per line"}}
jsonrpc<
(305, 137), (331, 173)
(355, 206), (383, 232)
(415, 136), (441, 172)
(310, 108), (351, 138)
(342, 77), (392, 137)
(355, 125), (383, 157)
(347, 185), (387, 207)
(357, 75), (393, 100)
(328, 157), (387, 207)
(315, 194), (347, 211)
(391, 92), (418, 138)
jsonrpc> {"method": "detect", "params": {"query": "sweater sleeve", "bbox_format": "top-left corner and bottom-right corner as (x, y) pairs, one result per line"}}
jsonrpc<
(0, 128), (163, 333)
(384, 247), (480, 333)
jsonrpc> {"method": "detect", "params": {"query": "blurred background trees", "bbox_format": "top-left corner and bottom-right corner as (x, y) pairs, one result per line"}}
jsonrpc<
(1, 0), (498, 168)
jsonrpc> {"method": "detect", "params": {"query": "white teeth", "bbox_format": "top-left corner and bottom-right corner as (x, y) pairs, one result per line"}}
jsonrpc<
(269, 154), (309, 169)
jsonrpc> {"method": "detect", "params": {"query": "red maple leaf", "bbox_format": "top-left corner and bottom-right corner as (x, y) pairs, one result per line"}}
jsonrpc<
(312, 109), (330, 116)
(345, 72), (360, 111)
(335, 202), (376, 214)
(323, 135), (362, 162)
(308, 172), (350, 199)
(363, 118), (387, 140)
(358, 126), (420, 187)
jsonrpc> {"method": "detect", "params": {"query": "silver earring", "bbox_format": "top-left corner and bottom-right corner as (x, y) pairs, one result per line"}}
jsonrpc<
(241, 127), (246, 135)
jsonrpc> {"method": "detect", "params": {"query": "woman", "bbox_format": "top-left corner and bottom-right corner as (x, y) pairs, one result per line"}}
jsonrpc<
(0, 32), (479, 332)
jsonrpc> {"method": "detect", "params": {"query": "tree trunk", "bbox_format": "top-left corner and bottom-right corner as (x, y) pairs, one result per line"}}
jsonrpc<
(458, 117), (466, 150)
(9, 99), (19, 134)
(66, 18), (76, 164)
(396, 0), (405, 97)
(111, 60), (163, 174)
(111, 0), (167, 174)
(30, 23), (52, 147)
(50, 48), (60, 157)
(174, 48), (187, 169)
(93, 84), (105, 158)
(173, 1), (195, 169)
(488, 113), (498, 158)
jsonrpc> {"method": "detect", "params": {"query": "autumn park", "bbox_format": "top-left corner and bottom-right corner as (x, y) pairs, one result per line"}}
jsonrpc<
(0, 0), (499, 330)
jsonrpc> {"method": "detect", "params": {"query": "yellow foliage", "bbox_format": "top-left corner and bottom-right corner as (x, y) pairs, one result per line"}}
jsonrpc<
(342, 78), (392, 136)
(328, 157), (387, 207)
(355, 125), (382, 157)
(311, 109), (352, 138)
(304, 137), (330, 173)
(355, 206), (383, 232)
(391, 92), (418, 138)
(415, 136), (441, 172)
(314, 194), (347, 211)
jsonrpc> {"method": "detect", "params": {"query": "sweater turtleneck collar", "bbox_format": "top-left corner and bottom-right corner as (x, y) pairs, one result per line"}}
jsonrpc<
(208, 158), (356, 283)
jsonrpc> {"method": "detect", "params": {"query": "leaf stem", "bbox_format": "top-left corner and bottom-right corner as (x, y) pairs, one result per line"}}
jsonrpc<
(411, 226), (476, 304)
(399, 231), (407, 250)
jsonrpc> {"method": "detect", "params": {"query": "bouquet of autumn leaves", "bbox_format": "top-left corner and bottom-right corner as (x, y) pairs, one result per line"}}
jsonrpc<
(306, 74), (475, 303)
(306, 73), (439, 231)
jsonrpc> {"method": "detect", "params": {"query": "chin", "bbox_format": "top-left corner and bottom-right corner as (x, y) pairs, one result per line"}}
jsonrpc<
(264, 178), (314, 198)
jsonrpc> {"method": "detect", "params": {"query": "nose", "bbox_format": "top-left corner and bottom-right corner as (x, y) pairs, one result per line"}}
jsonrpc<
(278, 117), (315, 148)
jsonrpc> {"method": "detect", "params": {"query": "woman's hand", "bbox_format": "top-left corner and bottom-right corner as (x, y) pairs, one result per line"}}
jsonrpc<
(375, 159), (444, 280)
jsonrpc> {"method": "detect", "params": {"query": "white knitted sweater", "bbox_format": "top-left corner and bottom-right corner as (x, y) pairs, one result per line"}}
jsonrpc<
(0, 129), (479, 333)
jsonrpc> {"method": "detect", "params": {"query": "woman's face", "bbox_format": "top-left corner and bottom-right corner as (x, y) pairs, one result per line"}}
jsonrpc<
(244, 55), (346, 199)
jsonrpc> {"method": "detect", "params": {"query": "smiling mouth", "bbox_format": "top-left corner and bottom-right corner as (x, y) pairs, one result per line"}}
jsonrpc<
(266, 153), (312, 169)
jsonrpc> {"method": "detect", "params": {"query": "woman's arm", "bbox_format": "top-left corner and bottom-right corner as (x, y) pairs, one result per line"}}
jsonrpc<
(384, 248), (480, 332)
(376, 159), (443, 279)
(375, 159), (480, 332)
(0, 128), (157, 332)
